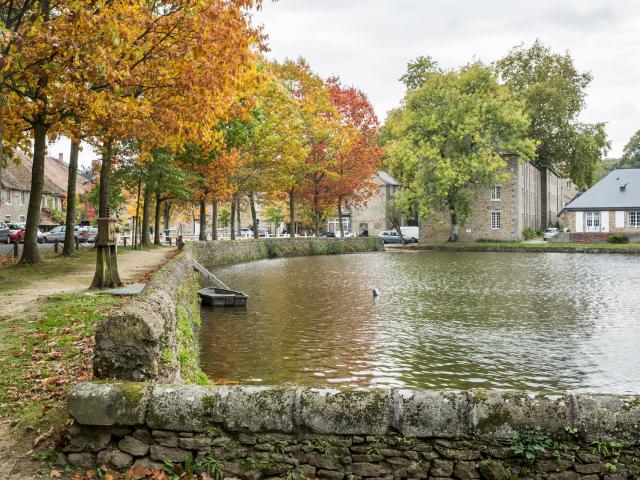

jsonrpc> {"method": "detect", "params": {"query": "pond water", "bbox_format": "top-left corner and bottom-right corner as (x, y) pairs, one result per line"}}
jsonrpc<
(199, 251), (640, 393)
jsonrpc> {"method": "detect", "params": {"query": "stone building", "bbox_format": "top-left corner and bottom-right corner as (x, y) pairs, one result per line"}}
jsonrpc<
(0, 152), (91, 226)
(561, 168), (640, 240)
(419, 155), (578, 242)
(326, 171), (404, 236)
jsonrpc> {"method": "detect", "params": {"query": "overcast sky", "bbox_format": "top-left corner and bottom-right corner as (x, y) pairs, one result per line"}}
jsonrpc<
(54, 0), (639, 166)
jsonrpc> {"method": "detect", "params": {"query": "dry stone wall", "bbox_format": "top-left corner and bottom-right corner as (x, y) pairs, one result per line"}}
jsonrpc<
(66, 384), (640, 479)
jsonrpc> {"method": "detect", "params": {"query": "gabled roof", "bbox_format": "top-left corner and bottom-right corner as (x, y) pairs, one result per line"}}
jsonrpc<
(564, 168), (640, 211)
(1, 151), (89, 195)
(377, 170), (399, 186)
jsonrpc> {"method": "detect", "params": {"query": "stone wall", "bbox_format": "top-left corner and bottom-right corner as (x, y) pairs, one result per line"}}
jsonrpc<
(192, 237), (384, 271)
(93, 238), (383, 382)
(65, 383), (640, 479)
(93, 251), (203, 383)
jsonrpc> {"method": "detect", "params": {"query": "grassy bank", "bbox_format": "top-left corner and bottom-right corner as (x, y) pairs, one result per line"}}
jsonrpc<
(0, 293), (121, 426)
(388, 241), (640, 253)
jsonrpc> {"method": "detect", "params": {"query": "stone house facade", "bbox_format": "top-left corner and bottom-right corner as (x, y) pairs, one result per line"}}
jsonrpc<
(419, 155), (578, 242)
(0, 152), (91, 226)
(560, 168), (640, 241)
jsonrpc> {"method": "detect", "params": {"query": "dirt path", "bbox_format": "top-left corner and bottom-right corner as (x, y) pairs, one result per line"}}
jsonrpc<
(2, 246), (173, 316)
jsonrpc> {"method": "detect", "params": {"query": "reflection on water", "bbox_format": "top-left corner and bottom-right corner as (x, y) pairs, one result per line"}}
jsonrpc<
(199, 251), (640, 393)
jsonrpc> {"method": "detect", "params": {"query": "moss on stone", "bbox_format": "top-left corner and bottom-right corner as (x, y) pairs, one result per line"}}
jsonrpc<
(113, 382), (148, 410)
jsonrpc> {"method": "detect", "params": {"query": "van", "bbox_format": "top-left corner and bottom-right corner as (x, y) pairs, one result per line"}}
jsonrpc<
(400, 226), (419, 243)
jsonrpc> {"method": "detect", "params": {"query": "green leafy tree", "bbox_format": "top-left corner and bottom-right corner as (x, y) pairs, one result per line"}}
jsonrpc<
(495, 40), (609, 187)
(385, 62), (535, 241)
(620, 129), (640, 168)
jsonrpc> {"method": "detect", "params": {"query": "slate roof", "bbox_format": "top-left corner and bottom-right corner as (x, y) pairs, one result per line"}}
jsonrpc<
(564, 168), (640, 211)
(377, 170), (399, 186)
(1, 152), (89, 195)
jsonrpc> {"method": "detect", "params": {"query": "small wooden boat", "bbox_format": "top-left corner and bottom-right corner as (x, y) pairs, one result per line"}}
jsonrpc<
(198, 287), (248, 307)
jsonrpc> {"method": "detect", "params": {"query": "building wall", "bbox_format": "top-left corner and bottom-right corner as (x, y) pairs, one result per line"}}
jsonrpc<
(0, 187), (29, 223)
(563, 209), (640, 234)
(545, 172), (578, 227)
(349, 184), (390, 236)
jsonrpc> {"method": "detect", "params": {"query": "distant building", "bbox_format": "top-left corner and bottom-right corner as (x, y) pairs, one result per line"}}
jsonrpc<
(561, 168), (640, 240)
(419, 155), (578, 242)
(326, 171), (406, 236)
(0, 152), (92, 227)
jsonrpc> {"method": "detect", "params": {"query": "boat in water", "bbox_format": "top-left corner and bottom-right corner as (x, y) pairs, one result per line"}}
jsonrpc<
(198, 287), (248, 307)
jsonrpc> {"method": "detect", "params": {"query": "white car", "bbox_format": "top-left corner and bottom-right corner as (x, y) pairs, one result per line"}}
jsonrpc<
(334, 230), (352, 238)
(543, 228), (559, 241)
(239, 228), (252, 238)
(400, 226), (419, 243)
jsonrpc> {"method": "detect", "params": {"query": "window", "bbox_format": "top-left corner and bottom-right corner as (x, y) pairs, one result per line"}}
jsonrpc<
(629, 211), (640, 228)
(491, 212), (501, 229)
(20, 191), (25, 205)
(4, 189), (11, 205)
(491, 186), (501, 201)
(4, 215), (10, 223)
(19, 216), (25, 222)
(585, 211), (600, 231)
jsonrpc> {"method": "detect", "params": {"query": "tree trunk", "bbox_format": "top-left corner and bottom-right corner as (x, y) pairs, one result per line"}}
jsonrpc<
(163, 201), (171, 230)
(337, 195), (344, 238)
(198, 199), (206, 241)
(90, 140), (121, 289)
(211, 200), (218, 240)
(289, 188), (295, 239)
(449, 212), (458, 242)
(141, 183), (152, 245)
(153, 192), (161, 245)
(236, 197), (241, 237)
(230, 197), (236, 240)
(63, 140), (80, 256)
(134, 178), (142, 250)
(249, 192), (258, 239)
(313, 186), (320, 235)
(20, 122), (48, 265)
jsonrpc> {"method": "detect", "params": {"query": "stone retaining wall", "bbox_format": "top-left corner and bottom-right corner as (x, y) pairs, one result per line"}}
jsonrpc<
(93, 252), (202, 383)
(93, 238), (383, 382)
(65, 384), (640, 479)
(192, 237), (384, 271)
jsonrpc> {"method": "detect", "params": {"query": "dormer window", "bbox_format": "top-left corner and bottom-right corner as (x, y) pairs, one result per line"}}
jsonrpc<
(619, 183), (628, 192)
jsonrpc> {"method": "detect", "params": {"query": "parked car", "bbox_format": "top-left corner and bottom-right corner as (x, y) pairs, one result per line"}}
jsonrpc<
(334, 230), (352, 238)
(378, 229), (402, 244)
(42, 225), (85, 243)
(77, 226), (98, 243)
(318, 231), (336, 238)
(543, 227), (559, 241)
(239, 228), (252, 238)
(0, 222), (9, 244)
(400, 226), (419, 243)
(7, 223), (26, 244)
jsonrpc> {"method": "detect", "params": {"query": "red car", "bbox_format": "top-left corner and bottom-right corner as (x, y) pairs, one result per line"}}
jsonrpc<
(7, 223), (26, 244)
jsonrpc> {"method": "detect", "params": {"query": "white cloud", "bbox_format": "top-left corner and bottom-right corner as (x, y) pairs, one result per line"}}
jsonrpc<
(255, 0), (640, 157)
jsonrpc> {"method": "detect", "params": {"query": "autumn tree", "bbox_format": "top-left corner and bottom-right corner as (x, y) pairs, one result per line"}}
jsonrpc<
(326, 77), (383, 237)
(385, 62), (536, 241)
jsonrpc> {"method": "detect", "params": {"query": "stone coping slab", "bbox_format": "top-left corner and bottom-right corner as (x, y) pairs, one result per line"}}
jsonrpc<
(68, 383), (640, 442)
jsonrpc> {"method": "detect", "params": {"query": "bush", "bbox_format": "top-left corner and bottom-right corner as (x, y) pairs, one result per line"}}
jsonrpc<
(521, 227), (538, 240)
(608, 234), (629, 244)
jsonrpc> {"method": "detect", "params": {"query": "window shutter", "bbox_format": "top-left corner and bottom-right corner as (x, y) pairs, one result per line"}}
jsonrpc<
(575, 212), (583, 232)
(615, 211), (625, 228)
(601, 211), (609, 232)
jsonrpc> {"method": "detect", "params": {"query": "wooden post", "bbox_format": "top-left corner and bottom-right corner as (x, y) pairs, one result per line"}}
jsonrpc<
(168, 237), (172, 246)
(123, 236), (128, 247)
(54, 239), (59, 253)
(13, 241), (18, 258)
(177, 235), (184, 251)
(90, 216), (122, 289)
(75, 237), (80, 250)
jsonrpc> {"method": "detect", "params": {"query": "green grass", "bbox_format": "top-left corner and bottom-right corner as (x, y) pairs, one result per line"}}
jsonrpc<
(0, 248), (97, 293)
(396, 241), (640, 250)
(0, 292), (120, 426)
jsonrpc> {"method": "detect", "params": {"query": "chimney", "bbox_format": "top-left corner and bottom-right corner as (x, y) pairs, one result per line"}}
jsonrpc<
(59, 153), (63, 162)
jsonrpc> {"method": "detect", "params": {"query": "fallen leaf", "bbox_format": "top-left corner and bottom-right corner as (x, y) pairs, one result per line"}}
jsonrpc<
(50, 469), (62, 478)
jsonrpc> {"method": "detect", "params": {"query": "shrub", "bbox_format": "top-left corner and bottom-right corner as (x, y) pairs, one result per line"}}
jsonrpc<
(607, 234), (629, 244)
(521, 227), (538, 240)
